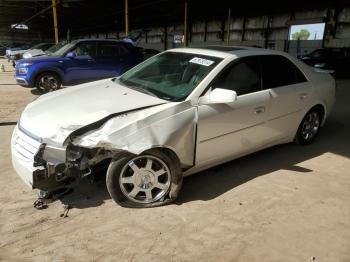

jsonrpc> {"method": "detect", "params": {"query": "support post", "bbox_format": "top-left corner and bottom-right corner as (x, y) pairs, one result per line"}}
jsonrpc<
(125, 0), (129, 36)
(184, 1), (188, 47)
(164, 26), (168, 50)
(51, 0), (59, 44)
(264, 15), (271, 48)
(221, 19), (225, 42)
(226, 8), (231, 45)
(241, 16), (246, 42)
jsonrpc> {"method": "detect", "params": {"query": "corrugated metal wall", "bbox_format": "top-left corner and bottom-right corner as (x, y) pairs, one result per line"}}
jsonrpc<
(73, 7), (350, 56)
(132, 7), (350, 54)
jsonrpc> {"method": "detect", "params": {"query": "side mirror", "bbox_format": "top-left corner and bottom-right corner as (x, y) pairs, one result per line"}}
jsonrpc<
(200, 88), (237, 104)
(66, 51), (76, 58)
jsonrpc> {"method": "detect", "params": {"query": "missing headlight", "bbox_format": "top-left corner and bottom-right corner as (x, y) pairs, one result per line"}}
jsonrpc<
(66, 146), (84, 161)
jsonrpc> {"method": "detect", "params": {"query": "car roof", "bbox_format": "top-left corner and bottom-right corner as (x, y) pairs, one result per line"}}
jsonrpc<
(168, 46), (285, 59)
(72, 38), (126, 44)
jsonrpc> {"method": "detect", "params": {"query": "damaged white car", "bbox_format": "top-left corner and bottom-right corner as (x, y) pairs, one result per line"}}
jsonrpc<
(12, 46), (335, 207)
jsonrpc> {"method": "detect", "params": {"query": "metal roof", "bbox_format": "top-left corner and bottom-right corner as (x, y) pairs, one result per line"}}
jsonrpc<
(0, 0), (350, 38)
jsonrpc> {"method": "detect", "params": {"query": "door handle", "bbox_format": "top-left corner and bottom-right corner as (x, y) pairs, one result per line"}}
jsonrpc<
(254, 106), (266, 114)
(299, 93), (308, 100)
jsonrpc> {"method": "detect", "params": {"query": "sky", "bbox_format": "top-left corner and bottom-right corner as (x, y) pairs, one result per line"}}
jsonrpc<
(289, 23), (325, 40)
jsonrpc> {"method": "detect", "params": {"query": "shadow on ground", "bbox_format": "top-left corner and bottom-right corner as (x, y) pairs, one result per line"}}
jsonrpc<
(178, 118), (349, 204)
(30, 89), (42, 95)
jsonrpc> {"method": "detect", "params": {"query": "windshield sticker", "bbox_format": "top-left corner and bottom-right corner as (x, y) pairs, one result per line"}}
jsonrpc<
(190, 57), (214, 66)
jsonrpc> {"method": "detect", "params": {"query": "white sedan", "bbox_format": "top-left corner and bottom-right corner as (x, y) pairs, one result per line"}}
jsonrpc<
(12, 46), (335, 208)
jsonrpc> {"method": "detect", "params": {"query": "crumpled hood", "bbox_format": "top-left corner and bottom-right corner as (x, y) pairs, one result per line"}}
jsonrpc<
(20, 79), (167, 145)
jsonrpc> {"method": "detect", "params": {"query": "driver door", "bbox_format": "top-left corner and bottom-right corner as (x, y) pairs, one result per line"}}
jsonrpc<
(64, 41), (98, 84)
(196, 56), (271, 166)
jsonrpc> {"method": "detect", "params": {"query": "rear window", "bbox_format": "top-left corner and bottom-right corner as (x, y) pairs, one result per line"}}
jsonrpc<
(330, 49), (346, 59)
(98, 42), (129, 56)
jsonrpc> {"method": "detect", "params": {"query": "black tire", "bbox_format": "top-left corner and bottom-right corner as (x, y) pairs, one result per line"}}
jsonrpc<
(295, 108), (322, 145)
(106, 150), (183, 208)
(35, 72), (62, 94)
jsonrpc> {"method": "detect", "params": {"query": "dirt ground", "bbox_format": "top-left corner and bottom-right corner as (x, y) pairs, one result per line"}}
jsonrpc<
(0, 58), (349, 262)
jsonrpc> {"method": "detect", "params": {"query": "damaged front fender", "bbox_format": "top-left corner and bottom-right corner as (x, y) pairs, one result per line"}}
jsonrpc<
(68, 101), (198, 168)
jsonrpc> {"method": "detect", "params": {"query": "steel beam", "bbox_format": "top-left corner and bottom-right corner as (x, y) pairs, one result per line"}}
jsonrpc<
(184, 1), (188, 47)
(125, 0), (129, 36)
(52, 0), (59, 43)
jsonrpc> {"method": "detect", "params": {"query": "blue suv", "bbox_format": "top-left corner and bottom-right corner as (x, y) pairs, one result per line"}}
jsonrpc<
(15, 39), (143, 93)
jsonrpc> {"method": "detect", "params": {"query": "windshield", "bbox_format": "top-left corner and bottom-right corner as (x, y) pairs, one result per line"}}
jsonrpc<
(118, 52), (222, 101)
(29, 43), (43, 49)
(46, 41), (67, 55)
(50, 42), (76, 57)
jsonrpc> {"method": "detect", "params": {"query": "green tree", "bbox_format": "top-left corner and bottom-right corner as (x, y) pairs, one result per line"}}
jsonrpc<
(292, 29), (311, 40)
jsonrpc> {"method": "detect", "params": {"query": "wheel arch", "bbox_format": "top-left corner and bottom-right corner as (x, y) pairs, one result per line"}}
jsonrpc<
(292, 103), (327, 142)
(33, 68), (64, 86)
(141, 146), (182, 167)
(307, 103), (327, 126)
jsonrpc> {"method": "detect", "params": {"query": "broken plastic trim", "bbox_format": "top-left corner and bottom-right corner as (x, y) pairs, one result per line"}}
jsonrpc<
(34, 144), (46, 167)
(64, 103), (167, 146)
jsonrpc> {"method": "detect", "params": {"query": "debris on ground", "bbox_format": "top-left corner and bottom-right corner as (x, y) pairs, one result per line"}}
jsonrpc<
(33, 187), (74, 210)
(60, 204), (72, 218)
(33, 199), (48, 210)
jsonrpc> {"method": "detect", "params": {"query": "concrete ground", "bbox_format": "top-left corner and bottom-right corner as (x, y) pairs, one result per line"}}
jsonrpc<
(0, 58), (349, 262)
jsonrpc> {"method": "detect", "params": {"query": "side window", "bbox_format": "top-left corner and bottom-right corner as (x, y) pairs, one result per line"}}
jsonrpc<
(261, 55), (306, 89)
(98, 42), (129, 57)
(72, 41), (97, 57)
(213, 56), (261, 96)
(310, 49), (324, 58)
(331, 49), (345, 59)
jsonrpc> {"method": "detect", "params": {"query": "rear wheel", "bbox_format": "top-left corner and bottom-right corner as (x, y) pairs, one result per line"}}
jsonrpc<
(295, 109), (322, 145)
(106, 151), (182, 208)
(35, 72), (61, 94)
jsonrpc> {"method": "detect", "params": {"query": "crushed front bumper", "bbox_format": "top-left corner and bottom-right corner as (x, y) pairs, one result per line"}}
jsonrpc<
(11, 126), (62, 190)
(11, 126), (41, 188)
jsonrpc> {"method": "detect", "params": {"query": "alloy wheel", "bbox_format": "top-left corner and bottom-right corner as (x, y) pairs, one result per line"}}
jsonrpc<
(119, 155), (171, 204)
(301, 111), (320, 141)
(37, 75), (59, 92)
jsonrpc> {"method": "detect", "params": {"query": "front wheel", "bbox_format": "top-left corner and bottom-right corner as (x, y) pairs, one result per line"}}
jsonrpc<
(35, 73), (61, 94)
(106, 151), (183, 208)
(295, 109), (322, 145)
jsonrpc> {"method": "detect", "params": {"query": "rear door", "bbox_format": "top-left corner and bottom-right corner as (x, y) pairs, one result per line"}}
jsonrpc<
(96, 41), (131, 78)
(64, 41), (99, 84)
(261, 55), (311, 142)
